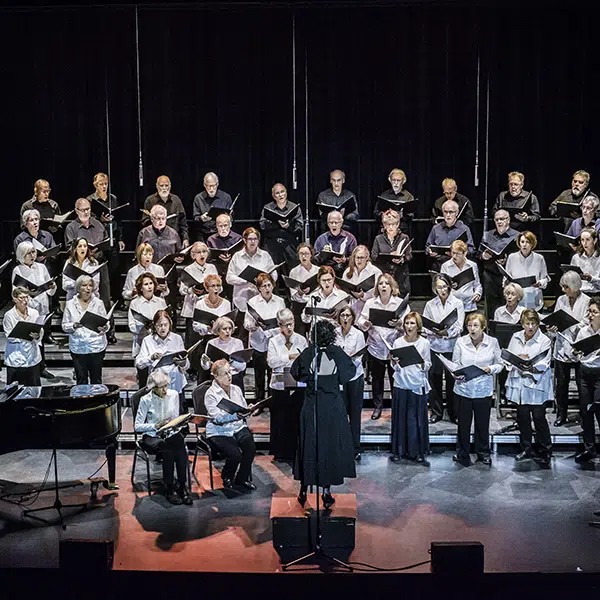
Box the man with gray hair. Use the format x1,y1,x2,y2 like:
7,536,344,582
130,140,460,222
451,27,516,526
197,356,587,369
316,169,360,235
566,196,600,238
375,168,416,235
14,209,56,256
550,170,599,233
193,172,233,241
492,171,540,232
144,175,189,247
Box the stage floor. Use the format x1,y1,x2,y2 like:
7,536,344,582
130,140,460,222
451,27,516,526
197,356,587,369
1,448,600,573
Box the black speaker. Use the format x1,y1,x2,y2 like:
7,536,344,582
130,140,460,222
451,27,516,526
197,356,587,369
272,514,355,562
430,541,484,575
59,539,114,571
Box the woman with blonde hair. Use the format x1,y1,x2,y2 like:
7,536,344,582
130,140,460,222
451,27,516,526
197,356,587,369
123,242,169,301
340,245,382,316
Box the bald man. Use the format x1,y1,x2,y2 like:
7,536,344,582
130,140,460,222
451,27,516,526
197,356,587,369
144,175,189,247
316,169,359,234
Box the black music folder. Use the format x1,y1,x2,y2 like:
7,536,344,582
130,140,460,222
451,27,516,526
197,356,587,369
428,231,468,255
501,348,550,370
0,258,11,277
282,273,319,294
179,269,205,289
316,196,356,216
8,312,54,341
496,264,537,289
555,231,580,248
79,303,117,334
193,308,237,326
40,210,73,228
206,344,254,363
389,344,425,367
479,237,517,259
154,339,204,369
502,192,533,218
368,296,410,328
336,274,377,295
377,196,418,214
157,245,194,266
436,353,487,381
238,262,284,284
429,267,475,290
304,296,351,318
570,334,600,356
12,274,58,298
63,261,106,281
36,244,62,259
317,249,346,262
263,203,300,224
207,195,239,221
488,321,521,349
129,308,153,327
85,238,111,254
217,396,268,416
209,239,244,258
246,304,279,330
541,309,579,332
554,201,581,218
155,265,175,286
421,308,458,332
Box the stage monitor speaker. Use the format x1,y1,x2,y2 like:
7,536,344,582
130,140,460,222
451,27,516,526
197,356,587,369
430,541,484,575
271,494,356,563
59,539,114,571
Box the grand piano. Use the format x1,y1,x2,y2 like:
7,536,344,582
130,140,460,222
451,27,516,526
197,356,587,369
0,383,121,486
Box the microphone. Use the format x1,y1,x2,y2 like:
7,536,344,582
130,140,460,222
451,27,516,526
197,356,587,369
312,296,321,305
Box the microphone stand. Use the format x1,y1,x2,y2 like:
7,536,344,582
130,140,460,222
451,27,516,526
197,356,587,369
282,297,352,571
23,409,89,529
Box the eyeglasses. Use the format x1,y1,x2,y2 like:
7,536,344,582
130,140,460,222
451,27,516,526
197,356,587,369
573,179,586,184
246,237,259,242
76,207,91,213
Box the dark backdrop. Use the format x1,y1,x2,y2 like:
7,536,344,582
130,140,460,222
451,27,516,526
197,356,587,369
1,3,598,249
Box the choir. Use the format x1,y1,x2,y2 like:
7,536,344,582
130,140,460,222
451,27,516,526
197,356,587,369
6,168,600,504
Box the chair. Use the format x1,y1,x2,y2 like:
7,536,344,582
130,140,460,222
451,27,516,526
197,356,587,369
192,381,216,490
130,387,192,495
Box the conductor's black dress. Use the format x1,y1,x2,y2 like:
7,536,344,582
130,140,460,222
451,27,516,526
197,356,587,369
291,344,357,486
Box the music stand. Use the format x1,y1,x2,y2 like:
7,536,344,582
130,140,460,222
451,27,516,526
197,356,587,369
23,408,89,529
282,296,352,572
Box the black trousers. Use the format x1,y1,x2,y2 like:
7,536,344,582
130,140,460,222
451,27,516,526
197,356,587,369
209,427,256,483
137,367,149,389
578,366,600,453
455,394,492,459
554,360,582,418
516,404,552,454
105,246,122,304
253,350,271,402
343,375,364,453
6,363,41,386
482,270,503,319
72,351,105,385
428,351,456,420
184,318,202,374
140,432,188,487
369,354,393,409
270,387,305,460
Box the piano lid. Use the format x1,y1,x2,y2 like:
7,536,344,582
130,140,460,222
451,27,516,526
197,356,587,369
13,384,119,400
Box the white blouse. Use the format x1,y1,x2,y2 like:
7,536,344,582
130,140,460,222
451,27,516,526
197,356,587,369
226,248,277,311
391,335,431,394
267,332,309,390
128,294,167,357
505,329,553,405
135,332,189,393
134,388,181,438
204,382,248,438
336,325,367,381
504,251,549,311
422,293,465,354
551,293,590,363
440,259,483,312
62,296,108,354
192,296,232,336
178,262,218,318
2,305,42,368
574,324,600,369
451,333,503,399
123,263,168,301
62,259,101,301
204,337,246,375
288,263,320,303
340,262,383,316
244,294,286,353
493,305,525,324
358,295,408,361
301,287,349,325
12,263,56,316
570,253,600,294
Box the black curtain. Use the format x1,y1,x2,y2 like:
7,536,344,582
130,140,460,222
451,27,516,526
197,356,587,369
1,3,598,253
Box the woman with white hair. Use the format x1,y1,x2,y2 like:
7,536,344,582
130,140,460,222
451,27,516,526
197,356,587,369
201,316,246,391
2,287,43,385
134,370,193,505
547,271,590,427
12,241,56,350
493,283,525,324
62,275,108,385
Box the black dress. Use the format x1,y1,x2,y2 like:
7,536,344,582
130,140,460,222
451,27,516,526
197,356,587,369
291,344,357,486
